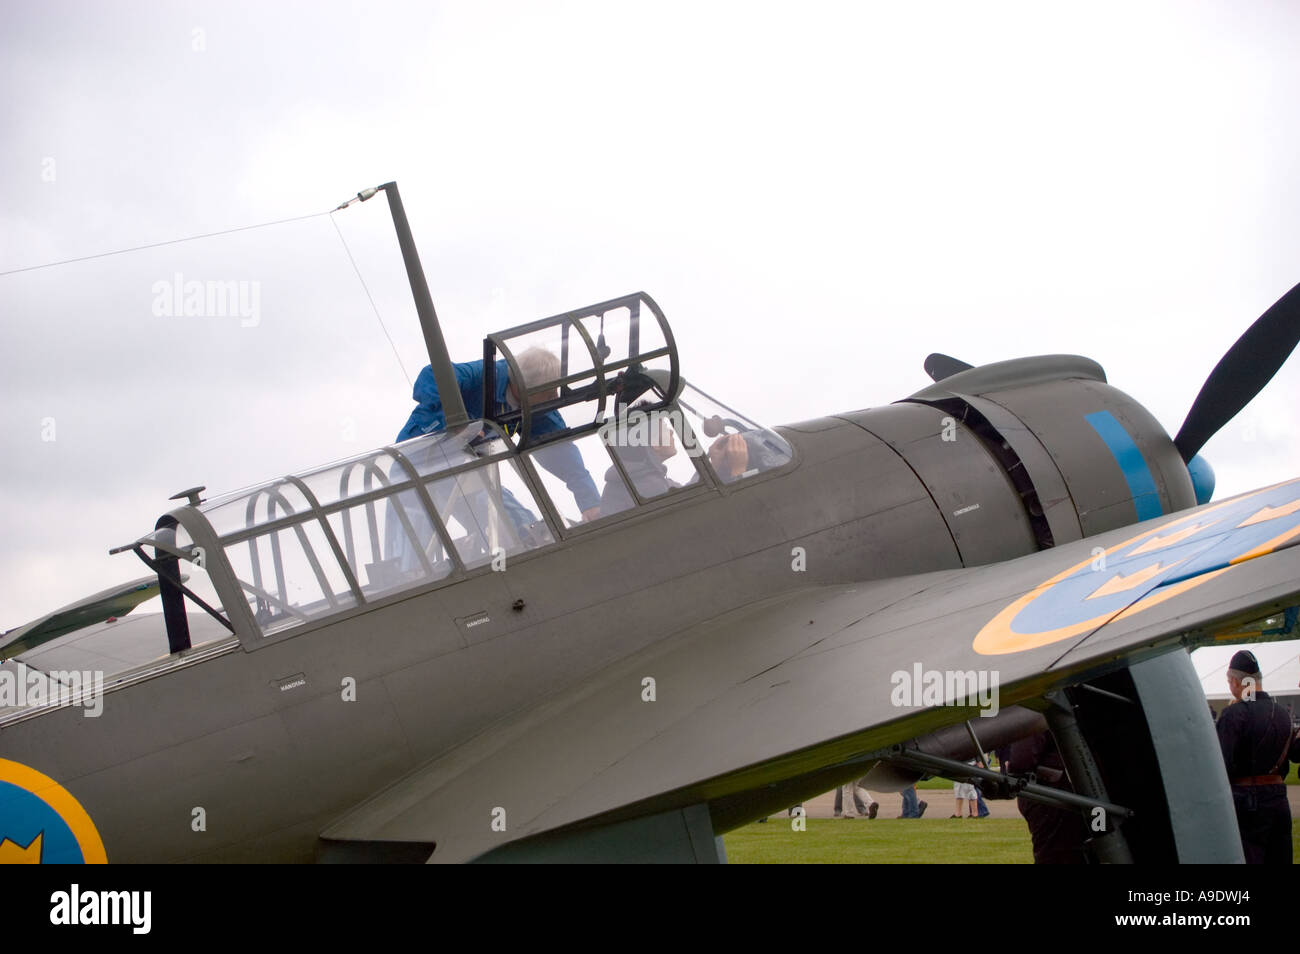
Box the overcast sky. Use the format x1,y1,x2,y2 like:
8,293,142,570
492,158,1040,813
3,0,1300,690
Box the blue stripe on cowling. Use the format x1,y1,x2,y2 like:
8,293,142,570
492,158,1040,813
1084,410,1163,521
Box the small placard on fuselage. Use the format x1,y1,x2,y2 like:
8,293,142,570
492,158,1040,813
274,672,308,693
456,611,492,639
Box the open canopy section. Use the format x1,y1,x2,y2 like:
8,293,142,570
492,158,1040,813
483,292,679,450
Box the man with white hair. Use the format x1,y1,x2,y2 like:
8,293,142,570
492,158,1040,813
1215,649,1299,864
396,348,601,521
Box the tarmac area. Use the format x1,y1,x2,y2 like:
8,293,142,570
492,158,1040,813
787,786,1300,820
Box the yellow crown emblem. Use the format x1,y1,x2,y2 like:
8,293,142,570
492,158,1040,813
0,831,44,863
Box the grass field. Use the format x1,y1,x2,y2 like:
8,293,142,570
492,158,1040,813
721,818,1300,863
723,818,1032,863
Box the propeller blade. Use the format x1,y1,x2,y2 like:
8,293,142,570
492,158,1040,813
1174,281,1300,463
924,353,974,383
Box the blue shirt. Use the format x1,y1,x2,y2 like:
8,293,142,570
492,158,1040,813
396,359,600,514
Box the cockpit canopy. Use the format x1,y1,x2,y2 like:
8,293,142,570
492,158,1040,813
163,375,791,641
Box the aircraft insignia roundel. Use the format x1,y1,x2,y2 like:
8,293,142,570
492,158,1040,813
974,478,1300,656
0,758,107,863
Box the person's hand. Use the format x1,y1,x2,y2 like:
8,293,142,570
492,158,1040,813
708,434,748,480
581,506,601,522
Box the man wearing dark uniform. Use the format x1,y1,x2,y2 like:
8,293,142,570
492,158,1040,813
1005,730,1088,863
1215,650,1299,864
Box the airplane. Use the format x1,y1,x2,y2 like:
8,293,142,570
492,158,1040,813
2,181,1299,864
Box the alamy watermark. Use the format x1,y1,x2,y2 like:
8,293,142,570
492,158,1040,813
890,663,1000,717
0,662,104,717
151,272,261,327
597,407,704,457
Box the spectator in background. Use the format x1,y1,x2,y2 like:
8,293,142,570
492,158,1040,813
1216,649,1298,863
975,753,992,818
835,778,879,819
951,779,978,818
899,784,928,818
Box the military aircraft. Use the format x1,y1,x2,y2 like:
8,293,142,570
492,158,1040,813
3,181,1299,864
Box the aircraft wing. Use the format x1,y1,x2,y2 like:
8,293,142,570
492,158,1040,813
322,477,1300,862
0,575,170,660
